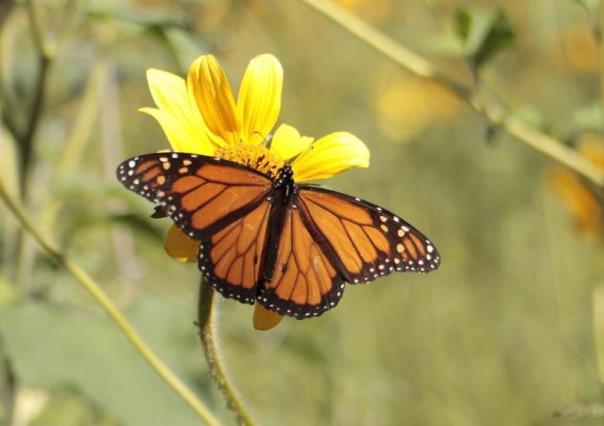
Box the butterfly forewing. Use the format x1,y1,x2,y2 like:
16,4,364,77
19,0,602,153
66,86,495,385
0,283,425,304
116,153,272,239
296,186,440,284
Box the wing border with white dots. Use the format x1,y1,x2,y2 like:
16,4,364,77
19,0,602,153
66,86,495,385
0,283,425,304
116,152,273,240
296,185,441,284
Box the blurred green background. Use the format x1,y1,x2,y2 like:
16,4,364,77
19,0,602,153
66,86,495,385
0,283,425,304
2,0,604,425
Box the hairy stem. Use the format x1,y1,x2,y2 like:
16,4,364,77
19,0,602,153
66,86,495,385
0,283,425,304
198,279,256,426
297,0,604,187
0,178,220,426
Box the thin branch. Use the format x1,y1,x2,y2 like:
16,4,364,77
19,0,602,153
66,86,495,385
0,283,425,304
12,51,49,283
18,53,49,194
0,4,24,148
0,178,221,426
24,0,49,57
18,0,55,194
198,279,256,426
297,0,604,187
13,0,54,287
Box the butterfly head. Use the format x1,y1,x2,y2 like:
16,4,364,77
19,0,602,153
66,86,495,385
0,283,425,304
273,165,295,202
274,165,293,186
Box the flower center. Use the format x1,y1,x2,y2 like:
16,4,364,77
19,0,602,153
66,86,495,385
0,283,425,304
215,144,284,178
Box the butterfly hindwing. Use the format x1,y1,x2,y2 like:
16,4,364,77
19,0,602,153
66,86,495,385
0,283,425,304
198,200,271,304
256,207,345,319
116,153,272,239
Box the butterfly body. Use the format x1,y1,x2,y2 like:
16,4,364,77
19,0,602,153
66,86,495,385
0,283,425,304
262,165,295,283
117,153,440,319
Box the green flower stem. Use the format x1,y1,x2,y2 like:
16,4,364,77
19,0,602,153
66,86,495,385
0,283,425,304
0,179,221,426
198,279,256,426
298,0,604,187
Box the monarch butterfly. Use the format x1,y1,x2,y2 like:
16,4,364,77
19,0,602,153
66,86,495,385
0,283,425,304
117,153,440,319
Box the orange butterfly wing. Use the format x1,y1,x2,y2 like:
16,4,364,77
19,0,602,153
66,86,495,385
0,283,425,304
198,200,271,303
118,153,274,301
256,186,440,318
297,187,440,282
116,153,272,239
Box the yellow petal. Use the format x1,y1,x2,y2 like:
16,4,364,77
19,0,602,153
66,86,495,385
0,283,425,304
164,225,199,263
270,124,314,162
237,54,283,145
187,55,240,145
140,108,209,154
253,304,284,331
291,132,370,182
144,69,214,154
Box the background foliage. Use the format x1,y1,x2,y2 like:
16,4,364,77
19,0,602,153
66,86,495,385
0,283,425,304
2,0,604,425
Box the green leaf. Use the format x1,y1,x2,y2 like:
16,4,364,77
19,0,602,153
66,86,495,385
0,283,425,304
454,8,515,69
0,300,215,425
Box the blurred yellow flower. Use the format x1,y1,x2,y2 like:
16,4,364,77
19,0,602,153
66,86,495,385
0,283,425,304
551,134,604,240
142,53,370,330
558,25,599,74
335,0,393,21
374,73,461,143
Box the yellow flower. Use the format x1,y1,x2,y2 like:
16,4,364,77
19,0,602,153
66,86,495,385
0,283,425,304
373,72,460,143
551,134,604,240
557,25,599,74
142,54,370,330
